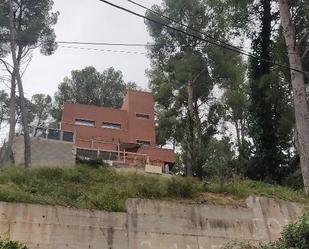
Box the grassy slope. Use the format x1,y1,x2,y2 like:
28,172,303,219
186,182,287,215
207,180,309,208
0,165,203,211
0,165,307,212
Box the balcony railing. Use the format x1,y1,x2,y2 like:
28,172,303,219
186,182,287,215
28,126,75,143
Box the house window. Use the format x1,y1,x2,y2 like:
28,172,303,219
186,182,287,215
100,151,118,161
63,131,74,142
137,140,151,146
136,113,150,119
102,122,121,130
75,119,95,127
76,148,97,159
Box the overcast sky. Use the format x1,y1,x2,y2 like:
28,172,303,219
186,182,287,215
21,0,161,98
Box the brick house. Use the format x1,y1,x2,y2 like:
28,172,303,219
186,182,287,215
61,90,175,170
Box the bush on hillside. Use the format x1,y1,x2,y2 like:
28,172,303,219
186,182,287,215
262,212,309,249
223,212,309,249
0,240,28,249
223,242,257,249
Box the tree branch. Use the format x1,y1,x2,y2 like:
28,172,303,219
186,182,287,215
302,47,309,60
298,30,309,45
21,53,32,77
0,59,13,75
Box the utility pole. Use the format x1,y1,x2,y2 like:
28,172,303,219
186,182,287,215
8,0,31,167
279,0,309,194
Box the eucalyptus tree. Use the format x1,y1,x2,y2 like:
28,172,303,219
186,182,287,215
209,46,251,168
0,0,58,166
279,0,309,193
146,0,248,178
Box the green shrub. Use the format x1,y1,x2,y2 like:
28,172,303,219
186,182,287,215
262,212,309,249
167,177,203,198
223,241,257,249
0,240,28,249
223,213,309,249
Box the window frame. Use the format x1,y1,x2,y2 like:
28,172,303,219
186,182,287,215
75,118,95,127
136,113,150,120
102,122,122,130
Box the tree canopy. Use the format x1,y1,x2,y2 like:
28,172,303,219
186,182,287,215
0,0,59,56
51,66,139,122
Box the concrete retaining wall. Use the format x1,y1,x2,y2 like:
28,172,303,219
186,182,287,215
13,136,75,166
0,197,304,249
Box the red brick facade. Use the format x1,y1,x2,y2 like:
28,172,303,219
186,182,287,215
61,90,175,167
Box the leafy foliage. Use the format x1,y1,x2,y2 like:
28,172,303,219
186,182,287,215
0,90,9,127
0,240,28,249
223,213,309,249
203,137,236,181
0,0,59,55
244,0,295,183
0,0,59,56
146,0,248,178
51,66,138,122
30,94,52,128
262,213,309,249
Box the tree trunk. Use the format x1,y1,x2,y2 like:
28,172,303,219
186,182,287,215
279,0,309,194
8,0,31,167
194,99,203,179
7,74,16,164
186,80,194,177
234,119,241,153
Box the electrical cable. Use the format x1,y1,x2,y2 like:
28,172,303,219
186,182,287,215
126,0,302,56
126,0,249,54
0,38,301,55
98,0,308,75
58,45,146,55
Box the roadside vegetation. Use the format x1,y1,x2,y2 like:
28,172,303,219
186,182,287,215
0,164,203,212
207,180,308,206
0,240,28,249
0,164,307,212
224,212,309,249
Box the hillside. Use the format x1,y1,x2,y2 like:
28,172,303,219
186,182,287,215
0,165,307,212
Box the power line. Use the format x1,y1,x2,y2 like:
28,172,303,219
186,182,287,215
59,45,146,55
57,41,154,47
126,0,303,57
126,0,250,54
0,37,300,56
98,0,308,75
0,38,154,48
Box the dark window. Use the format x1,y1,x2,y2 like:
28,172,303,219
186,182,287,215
99,151,118,161
136,140,151,146
76,148,97,159
47,129,61,140
102,122,121,129
75,119,95,127
63,131,74,142
136,113,150,119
